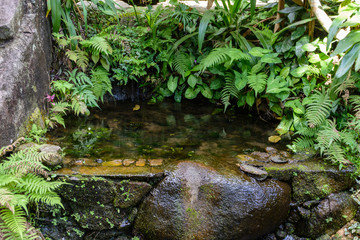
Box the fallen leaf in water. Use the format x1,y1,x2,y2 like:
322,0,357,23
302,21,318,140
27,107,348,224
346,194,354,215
133,105,140,111
268,135,281,143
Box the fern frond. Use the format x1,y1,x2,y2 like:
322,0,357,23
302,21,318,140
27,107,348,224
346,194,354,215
65,50,89,71
247,73,267,96
323,142,346,165
199,48,250,72
171,52,192,77
340,130,360,152
90,67,112,101
70,98,88,116
0,207,26,240
317,120,341,155
295,126,319,137
67,70,93,87
349,95,360,113
221,72,243,111
80,36,113,55
0,188,15,213
305,90,332,128
27,191,63,208
332,77,355,95
292,136,315,151
19,174,63,196
51,102,70,114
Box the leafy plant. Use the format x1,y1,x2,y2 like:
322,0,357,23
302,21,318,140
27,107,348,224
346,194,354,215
0,148,64,239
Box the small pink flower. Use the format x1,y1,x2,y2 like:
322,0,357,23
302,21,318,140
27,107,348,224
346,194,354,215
45,94,55,102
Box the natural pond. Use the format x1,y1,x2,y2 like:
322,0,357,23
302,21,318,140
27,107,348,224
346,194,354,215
48,100,289,176
40,100,358,240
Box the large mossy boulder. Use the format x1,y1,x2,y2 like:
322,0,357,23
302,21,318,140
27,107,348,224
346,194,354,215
134,161,291,240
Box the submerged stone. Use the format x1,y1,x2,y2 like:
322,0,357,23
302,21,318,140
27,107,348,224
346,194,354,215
102,159,123,167
236,154,255,162
134,161,290,240
239,163,268,181
269,155,288,164
135,159,146,167
123,159,135,166
148,159,163,166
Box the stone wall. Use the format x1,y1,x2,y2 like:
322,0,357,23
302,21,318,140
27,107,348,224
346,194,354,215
0,0,51,147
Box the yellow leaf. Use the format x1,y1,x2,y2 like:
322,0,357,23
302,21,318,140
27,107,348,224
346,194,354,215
133,105,140,111
268,135,281,143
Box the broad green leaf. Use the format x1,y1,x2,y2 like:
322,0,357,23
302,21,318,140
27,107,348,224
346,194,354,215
80,0,88,33
251,62,264,74
210,79,222,90
284,99,305,114
261,53,282,64
167,76,178,93
269,102,283,116
249,47,272,57
92,53,99,64
275,37,293,53
276,117,293,135
201,85,213,99
327,17,345,50
331,30,360,56
295,36,310,57
279,6,303,13
246,91,255,107
302,43,317,52
234,70,247,91
187,75,198,88
100,58,110,71
198,11,214,52
291,26,306,40
291,66,310,78
355,48,360,71
50,0,62,33
308,54,321,63
174,90,182,103
280,67,290,78
335,43,360,79
185,87,200,99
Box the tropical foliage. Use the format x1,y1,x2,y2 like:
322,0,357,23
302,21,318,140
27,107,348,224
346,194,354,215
45,0,360,173
0,147,64,239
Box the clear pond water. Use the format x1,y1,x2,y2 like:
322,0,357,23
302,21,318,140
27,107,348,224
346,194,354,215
48,100,288,176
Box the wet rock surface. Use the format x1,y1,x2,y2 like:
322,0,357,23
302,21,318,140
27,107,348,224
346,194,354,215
134,161,291,240
0,0,51,147
37,176,160,239
263,159,355,202
295,192,358,238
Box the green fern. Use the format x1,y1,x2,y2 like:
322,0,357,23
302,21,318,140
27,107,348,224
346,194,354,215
0,148,64,240
247,73,267,96
80,36,113,55
171,52,192,77
65,50,89,71
305,90,332,128
199,47,250,72
292,136,315,151
91,67,112,101
0,207,27,240
316,120,341,155
221,71,243,111
323,142,346,165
